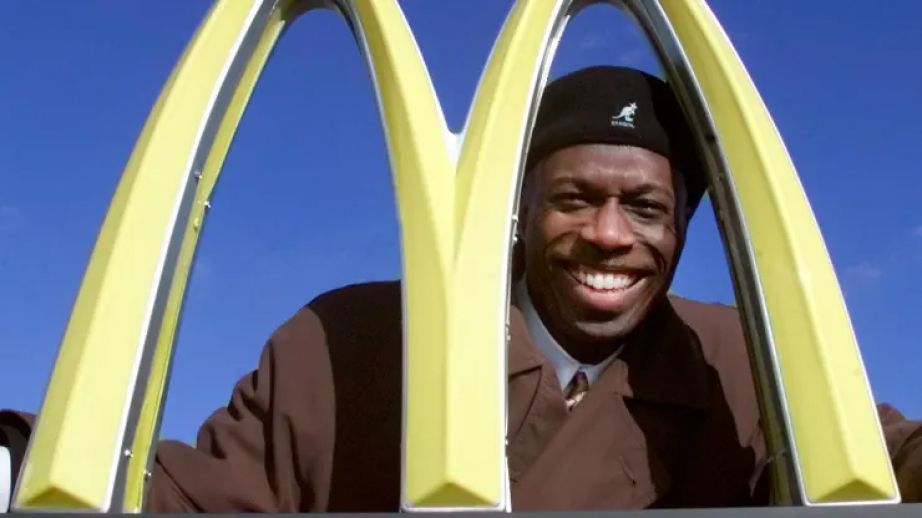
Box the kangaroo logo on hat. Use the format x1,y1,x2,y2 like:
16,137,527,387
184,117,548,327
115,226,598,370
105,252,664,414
611,102,638,128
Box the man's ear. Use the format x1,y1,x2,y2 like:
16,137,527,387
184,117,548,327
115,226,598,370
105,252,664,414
512,166,538,282
517,163,542,239
512,188,528,282
516,203,528,241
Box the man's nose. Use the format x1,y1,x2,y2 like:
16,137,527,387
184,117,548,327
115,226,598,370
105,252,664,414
579,199,636,250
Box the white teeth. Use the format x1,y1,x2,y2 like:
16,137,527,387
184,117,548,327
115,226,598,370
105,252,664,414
603,275,615,290
573,268,637,291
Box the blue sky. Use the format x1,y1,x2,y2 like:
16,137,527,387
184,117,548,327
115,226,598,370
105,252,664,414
0,1,920,444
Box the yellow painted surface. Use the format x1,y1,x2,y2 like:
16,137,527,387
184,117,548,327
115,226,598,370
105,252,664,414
123,1,295,511
355,1,561,508
14,0,267,511
16,0,898,512
661,0,897,504
349,0,566,507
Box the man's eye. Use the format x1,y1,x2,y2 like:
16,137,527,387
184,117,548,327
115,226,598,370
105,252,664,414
630,200,668,218
551,193,589,210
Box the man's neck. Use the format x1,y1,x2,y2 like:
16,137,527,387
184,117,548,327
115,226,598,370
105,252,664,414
521,276,627,364
513,279,621,388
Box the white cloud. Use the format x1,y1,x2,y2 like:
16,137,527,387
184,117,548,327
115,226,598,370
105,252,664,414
846,262,883,283
0,204,25,234
579,31,605,50
617,46,646,66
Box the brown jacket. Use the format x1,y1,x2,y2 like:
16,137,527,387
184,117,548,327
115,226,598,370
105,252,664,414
2,281,921,511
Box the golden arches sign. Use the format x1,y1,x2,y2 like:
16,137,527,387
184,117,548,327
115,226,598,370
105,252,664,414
11,0,898,513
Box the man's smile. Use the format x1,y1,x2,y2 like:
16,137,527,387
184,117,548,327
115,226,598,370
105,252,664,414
562,264,650,313
521,144,680,352
570,265,641,290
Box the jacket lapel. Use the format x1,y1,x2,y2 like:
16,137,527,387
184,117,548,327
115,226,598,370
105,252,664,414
511,368,669,509
507,299,712,510
506,307,567,482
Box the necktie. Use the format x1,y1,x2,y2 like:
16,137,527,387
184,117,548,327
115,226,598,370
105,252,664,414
564,370,590,411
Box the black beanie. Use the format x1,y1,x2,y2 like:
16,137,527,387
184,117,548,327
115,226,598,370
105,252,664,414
526,66,706,215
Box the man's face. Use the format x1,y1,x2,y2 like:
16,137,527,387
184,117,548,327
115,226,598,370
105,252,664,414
521,143,682,357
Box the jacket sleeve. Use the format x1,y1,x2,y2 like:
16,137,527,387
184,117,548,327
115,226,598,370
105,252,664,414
0,410,33,511
0,306,335,513
146,307,336,512
877,403,922,502
741,405,922,505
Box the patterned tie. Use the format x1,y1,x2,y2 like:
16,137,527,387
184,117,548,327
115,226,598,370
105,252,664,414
564,370,590,411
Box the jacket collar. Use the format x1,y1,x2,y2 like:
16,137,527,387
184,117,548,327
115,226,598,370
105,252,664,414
595,297,710,410
512,279,621,388
509,294,710,410
508,306,546,376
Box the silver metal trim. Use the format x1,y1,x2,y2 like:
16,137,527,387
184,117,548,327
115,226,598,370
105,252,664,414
11,506,917,517
337,0,574,511
15,0,897,512
107,0,279,512
495,2,577,513
333,0,437,513
12,1,280,512
334,0,451,512
0,446,10,513
627,0,898,507
396,0,574,512
615,0,807,504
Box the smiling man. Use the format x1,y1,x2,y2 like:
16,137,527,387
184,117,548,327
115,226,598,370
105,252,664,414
521,144,679,361
504,66,922,508
513,66,701,375
2,66,920,512
518,67,699,366
503,67,773,507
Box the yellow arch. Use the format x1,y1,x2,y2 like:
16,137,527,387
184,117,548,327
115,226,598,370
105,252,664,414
12,0,897,512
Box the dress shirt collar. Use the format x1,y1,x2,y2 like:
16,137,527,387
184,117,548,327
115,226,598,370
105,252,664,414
513,279,622,390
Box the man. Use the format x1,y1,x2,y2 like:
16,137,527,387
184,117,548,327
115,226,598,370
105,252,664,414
1,66,920,511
